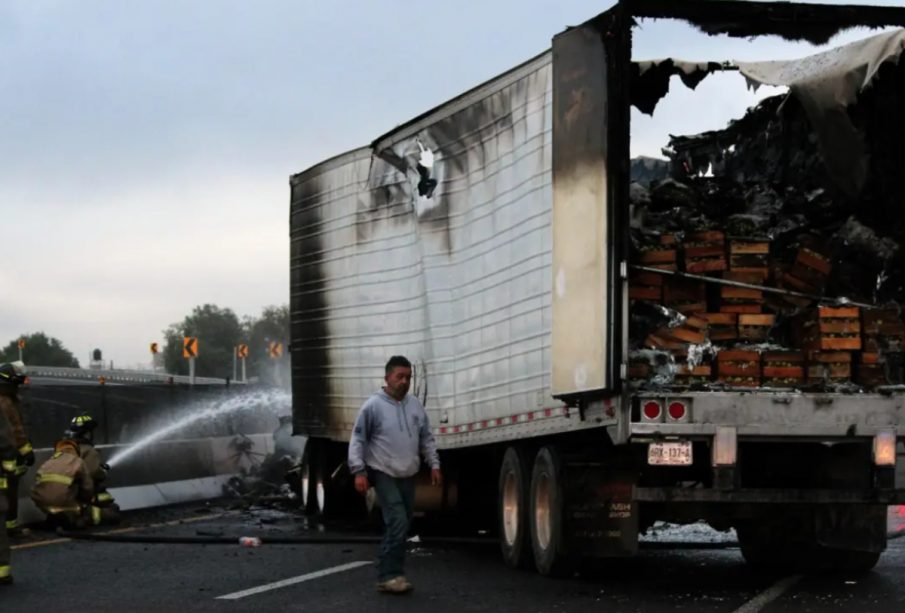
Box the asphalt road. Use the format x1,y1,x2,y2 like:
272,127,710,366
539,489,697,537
4,504,905,612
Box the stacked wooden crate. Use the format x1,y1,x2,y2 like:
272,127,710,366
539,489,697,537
663,279,707,315
630,232,905,389
715,350,761,387
728,240,770,280
807,352,852,385
637,234,678,271
762,351,806,388
778,246,832,307
857,308,905,386
795,306,862,351
629,270,664,302
683,231,727,273
699,312,737,342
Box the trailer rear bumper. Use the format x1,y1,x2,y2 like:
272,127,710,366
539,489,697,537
633,486,905,504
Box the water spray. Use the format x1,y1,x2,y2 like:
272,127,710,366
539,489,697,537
106,388,291,468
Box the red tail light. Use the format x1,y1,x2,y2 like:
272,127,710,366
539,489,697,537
667,401,687,421
642,401,661,420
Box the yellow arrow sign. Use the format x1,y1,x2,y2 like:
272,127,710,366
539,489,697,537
183,337,198,359
237,344,249,358
150,342,159,354
269,341,283,359
17,339,25,349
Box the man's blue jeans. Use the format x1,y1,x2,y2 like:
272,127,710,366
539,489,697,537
371,470,415,582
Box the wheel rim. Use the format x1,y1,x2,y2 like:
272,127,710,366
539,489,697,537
502,469,520,547
316,478,326,513
301,461,310,505
534,471,552,551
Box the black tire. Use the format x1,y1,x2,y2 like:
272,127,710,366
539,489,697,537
736,523,792,571
738,509,884,575
498,446,532,569
529,445,574,577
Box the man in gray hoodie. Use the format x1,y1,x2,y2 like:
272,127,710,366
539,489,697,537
348,355,441,594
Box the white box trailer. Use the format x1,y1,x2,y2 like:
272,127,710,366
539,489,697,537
291,0,905,575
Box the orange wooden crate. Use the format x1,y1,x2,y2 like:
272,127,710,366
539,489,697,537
716,350,761,386
806,351,852,382
699,312,738,341
738,313,775,342
729,241,770,277
684,231,727,273
762,351,805,387
674,362,712,385
797,307,862,351
664,279,707,314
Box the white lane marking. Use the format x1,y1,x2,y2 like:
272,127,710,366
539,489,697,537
733,575,802,613
215,561,372,600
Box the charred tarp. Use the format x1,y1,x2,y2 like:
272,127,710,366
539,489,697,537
625,0,905,45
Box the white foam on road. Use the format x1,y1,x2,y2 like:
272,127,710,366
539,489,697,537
639,520,737,543
215,561,372,600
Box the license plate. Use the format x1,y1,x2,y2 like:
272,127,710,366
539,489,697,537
648,441,693,466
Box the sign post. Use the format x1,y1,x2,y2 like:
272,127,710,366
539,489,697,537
183,337,198,384
17,338,25,362
150,342,159,372
237,344,249,383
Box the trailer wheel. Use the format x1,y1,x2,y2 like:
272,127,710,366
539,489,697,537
499,446,532,568
300,444,318,516
529,445,574,577
310,440,340,519
736,524,790,571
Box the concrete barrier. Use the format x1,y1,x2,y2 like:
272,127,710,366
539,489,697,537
12,382,297,524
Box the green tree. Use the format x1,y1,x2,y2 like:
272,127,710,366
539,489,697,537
0,332,80,367
242,304,289,384
162,304,242,378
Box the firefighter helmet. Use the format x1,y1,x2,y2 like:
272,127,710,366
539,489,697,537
0,361,26,385
69,413,98,437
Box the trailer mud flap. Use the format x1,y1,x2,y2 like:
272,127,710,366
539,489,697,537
564,465,638,557
814,504,887,552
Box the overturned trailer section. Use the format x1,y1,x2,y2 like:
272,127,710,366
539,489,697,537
291,0,905,575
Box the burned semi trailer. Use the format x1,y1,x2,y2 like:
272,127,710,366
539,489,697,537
290,0,905,575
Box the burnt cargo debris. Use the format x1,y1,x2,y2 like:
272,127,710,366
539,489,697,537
629,30,905,392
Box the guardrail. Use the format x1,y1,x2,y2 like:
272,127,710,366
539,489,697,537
25,365,240,386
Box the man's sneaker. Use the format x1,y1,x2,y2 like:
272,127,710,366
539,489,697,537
377,576,413,594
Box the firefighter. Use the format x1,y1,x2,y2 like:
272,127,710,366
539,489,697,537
0,362,35,537
30,438,94,530
66,413,120,525
0,385,17,585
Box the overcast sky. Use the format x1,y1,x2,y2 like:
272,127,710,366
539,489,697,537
1,1,900,369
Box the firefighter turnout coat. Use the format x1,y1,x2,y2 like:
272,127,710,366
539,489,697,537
30,448,94,515
0,398,17,581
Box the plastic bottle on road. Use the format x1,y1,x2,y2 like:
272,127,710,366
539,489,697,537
239,536,262,547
